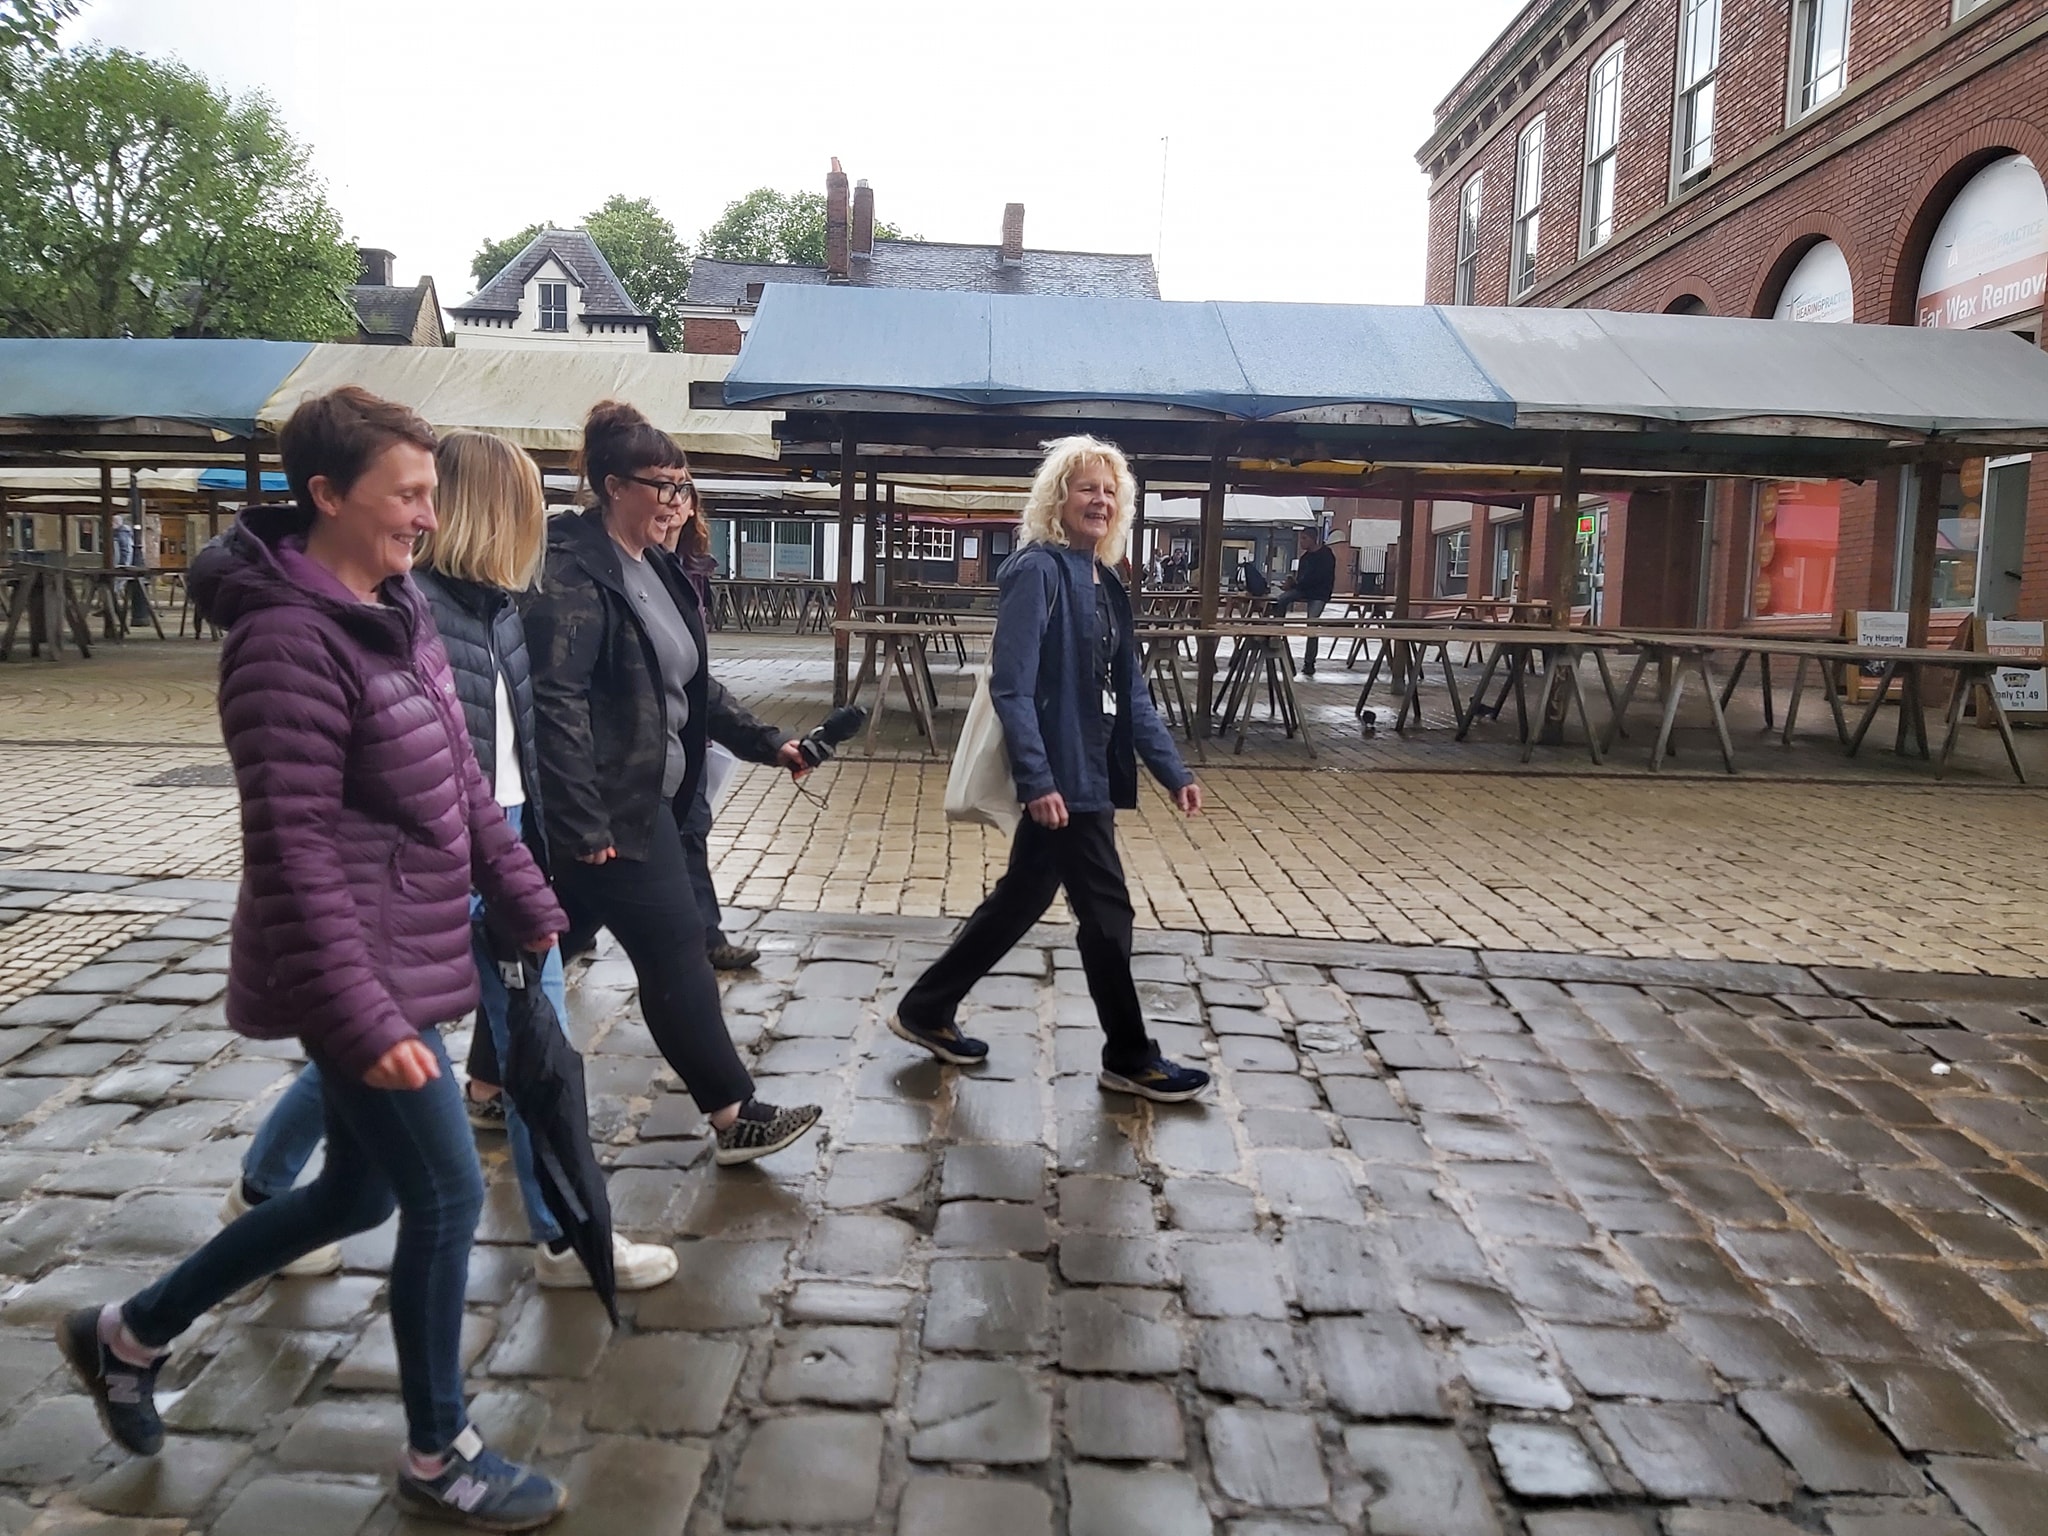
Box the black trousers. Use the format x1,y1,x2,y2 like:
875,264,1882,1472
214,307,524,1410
902,810,1155,1073
553,802,754,1113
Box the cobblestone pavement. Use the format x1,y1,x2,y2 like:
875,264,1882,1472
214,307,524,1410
0,872,2045,1533
8,643,2048,975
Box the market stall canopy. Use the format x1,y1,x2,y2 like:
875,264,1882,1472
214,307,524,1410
0,340,781,463
1145,493,1320,526
716,287,2048,476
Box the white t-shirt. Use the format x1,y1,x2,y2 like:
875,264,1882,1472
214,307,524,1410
493,673,525,808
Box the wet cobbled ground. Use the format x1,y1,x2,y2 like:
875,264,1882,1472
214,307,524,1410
0,868,2043,1534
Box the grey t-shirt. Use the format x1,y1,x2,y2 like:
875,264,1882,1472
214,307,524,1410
616,549,699,798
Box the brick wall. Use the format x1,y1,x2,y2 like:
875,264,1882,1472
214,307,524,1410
684,318,743,355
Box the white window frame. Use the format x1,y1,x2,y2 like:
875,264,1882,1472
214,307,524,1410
1581,44,1626,253
1512,115,1546,298
1455,173,1484,304
893,523,957,562
1952,0,1995,18
1673,0,1720,186
1437,528,1471,592
537,281,569,331
1789,0,1851,122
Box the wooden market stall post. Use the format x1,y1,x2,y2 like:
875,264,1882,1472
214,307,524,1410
1539,448,1582,744
1194,453,1226,732
1131,474,1147,600
1392,489,1418,686
833,434,856,705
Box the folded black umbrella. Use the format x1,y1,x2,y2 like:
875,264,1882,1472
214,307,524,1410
475,920,618,1323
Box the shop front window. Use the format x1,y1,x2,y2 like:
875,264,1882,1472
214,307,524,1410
1749,480,1841,618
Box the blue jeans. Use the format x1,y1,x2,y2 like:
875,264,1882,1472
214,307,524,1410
243,806,569,1246
127,1029,481,1454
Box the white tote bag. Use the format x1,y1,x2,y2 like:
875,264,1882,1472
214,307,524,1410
945,665,1022,837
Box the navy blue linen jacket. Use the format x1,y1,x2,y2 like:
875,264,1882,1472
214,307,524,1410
990,542,1194,813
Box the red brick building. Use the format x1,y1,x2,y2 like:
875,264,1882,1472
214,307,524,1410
1417,0,2048,632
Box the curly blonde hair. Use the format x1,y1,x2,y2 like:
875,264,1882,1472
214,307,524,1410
1017,435,1135,566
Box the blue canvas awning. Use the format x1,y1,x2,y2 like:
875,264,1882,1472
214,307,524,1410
722,286,2048,450
0,339,314,437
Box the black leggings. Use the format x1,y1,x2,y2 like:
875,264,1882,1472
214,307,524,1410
553,802,754,1112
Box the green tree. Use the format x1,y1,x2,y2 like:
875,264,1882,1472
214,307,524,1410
697,187,910,267
0,0,77,63
0,46,357,339
468,196,691,347
584,194,691,348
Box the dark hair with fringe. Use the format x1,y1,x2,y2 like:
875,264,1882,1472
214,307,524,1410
579,399,688,507
279,386,437,511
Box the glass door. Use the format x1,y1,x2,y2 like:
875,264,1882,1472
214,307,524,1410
1976,456,2032,619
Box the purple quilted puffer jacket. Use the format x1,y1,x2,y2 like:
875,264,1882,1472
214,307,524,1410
191,506,567,1080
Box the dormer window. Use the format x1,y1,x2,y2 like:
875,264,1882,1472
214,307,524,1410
538,282,569,331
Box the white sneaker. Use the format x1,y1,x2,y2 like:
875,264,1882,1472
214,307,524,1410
534,1235,679,1292
218,1183,344,1277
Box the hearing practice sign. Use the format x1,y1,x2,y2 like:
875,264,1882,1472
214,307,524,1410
1917,155,2048,329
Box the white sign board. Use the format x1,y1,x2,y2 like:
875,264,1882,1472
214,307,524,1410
1855,610,1909,678
1775,240,1855,324
1985,618,2046,714
1917,154,2048,329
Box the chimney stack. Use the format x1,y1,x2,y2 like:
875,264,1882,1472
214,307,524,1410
851,180,875,257
1000,203,1025,264
357,246,395,286
825,159,851,280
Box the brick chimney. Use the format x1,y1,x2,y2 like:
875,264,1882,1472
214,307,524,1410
851,180,875,257
357,247,395,285
826,159,851,280
1000,203,1025,264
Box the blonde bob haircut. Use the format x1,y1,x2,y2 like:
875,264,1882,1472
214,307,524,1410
1017,435,1136,566
417,430,548,591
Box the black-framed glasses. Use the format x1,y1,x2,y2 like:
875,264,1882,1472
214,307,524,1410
624,474,696,506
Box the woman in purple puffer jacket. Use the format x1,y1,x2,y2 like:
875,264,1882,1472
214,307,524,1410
56,388,571,1534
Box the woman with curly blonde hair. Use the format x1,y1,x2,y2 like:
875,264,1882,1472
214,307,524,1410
891,435,1208,1102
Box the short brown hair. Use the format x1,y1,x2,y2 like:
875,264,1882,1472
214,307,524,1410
279,386,437,510
579,399,688,507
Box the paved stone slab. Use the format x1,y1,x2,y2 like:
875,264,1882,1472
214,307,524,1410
550,1434,710,1536
1064,1377,1186,1462
209,1475,382,1536
899,1477,1055,1536
1061,1287,1183,1375
727,1412,884,1527
586,1333,745,1434
1205,1405,1329,1509
1589,1402,1796,1503
1455,1342,1574,1409
1736,1389,1921,1495
1547,1325,1717,1401
1487,1421,1610,1499
80,1434,249,1515
1843,1360,2015,1455
763,1323,901,1405
632,1240,787,1330
1343,1425,1504,1536
486,1288,612,1378
924,1257,1049,1353
273,1398,409,1473
934,1199,1050,1256
1179,1237,1290,1318
1311,1313,1448,1419
800,1213,915,1278
163,1327,342,1432
940,1143,1045,1202
0,1394,108,1484
908,1359,1052,1464
1065,1465,1215,1536
1927,1457,2048,1536
329,1311,493,1391
1195,1319,1307,1405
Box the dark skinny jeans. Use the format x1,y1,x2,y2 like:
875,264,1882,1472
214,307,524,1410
123,1028,481,1454
553,800,754,1112
901,810,1156,1073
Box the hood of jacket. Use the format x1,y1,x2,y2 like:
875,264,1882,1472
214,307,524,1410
189,503,421,654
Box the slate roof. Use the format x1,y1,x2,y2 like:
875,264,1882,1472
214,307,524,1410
346,279,443,345
452,228,649,321
685,239,1160,307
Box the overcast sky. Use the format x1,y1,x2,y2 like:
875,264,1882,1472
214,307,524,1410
67,0,1526,307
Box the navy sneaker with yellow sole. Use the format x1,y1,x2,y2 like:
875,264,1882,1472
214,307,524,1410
1099,1056,1212,1104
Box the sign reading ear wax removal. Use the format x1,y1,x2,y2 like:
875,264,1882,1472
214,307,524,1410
1917,155,2048,329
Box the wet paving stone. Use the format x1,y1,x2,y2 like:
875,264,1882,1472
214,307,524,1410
939,1143,1045,1202
899,1476,1055,1536
1486,1420,1610,1499
1179,1236,1291,1318
210,1475,382,1536
586,1333,745,1434
934,1199,1050,1256
550,1435,709,1536
763,1324,901,1406
1456,1341,1574,1409
1066,1464,1214,1536
631,1239,787,1330
1059,1231,1176,1287
1205,1405,1329,1509
1060,1288,1183,1375
1343,1425,1504,1536
1588,1401,1797,1503
0,1394,108,1484
1926,1456,2048,1536
1312,1313,1448,1418
163,1326,342,1432
1736,1388,1922,1494
727,1412,884,1528
924,1258,1048,1353
908,1358,1052,1463
1196,1318,1307,1404
1842,1359,2016,1455
1547,1324,1718,1401
80,1434,249,1515
273,1398,409,1473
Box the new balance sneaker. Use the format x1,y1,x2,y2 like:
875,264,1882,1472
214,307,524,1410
1099,1056,1213,1104
534,1234,679,1292
887,1011,990,1067
219,1180,343,1277
707,940,761,971
465,1087,509,1132
713,1098,823,1166
394,1424,566,1532
56,1306,165,1456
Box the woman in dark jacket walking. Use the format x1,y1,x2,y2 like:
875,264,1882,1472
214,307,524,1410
523,400,820,1165
58,389,570,1531
229,429,677,1295
892,435,1210,1103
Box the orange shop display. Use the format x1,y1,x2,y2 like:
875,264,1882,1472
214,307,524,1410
1751,481,1841,618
